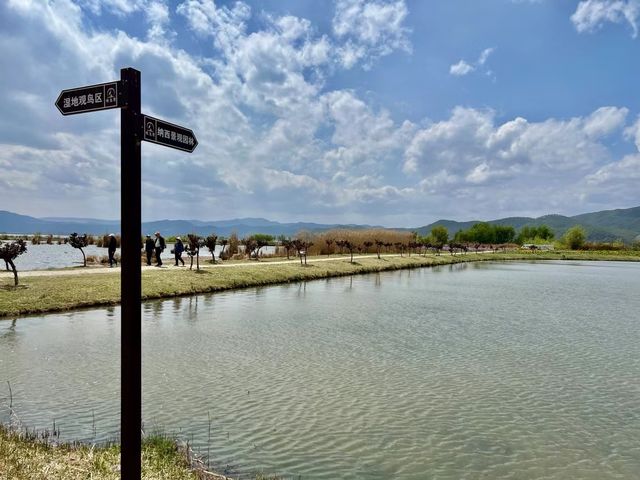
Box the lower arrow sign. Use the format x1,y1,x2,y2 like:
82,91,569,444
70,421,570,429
141,115,198,153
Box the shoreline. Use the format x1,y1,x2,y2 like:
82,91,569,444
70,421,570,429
1,251,639,318
0,424,239,480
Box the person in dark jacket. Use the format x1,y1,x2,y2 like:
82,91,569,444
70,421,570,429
108,234,118,267
154,231,165,267
144,234,154,266
174,236,185,266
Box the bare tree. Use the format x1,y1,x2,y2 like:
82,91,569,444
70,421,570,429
205,234,217,263
325,238,334,256
342,240,356,263
186,234,202,270
282,239,294,260
252,234,274,259
375,240,384,259
69,233,89,267
363,241,373,255
241,237,258,260
292,239,313,265
0,240,27,286
218,237,228,260
394,242,405,257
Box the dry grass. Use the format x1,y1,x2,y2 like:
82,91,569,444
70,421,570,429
0,426,211,480
302,228,415,255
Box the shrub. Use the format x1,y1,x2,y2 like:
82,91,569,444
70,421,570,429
562,225,586,250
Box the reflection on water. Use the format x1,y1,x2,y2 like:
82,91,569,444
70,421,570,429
1,261,640,479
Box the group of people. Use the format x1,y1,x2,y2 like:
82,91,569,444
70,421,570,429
107,231,188,268
143,231,184,267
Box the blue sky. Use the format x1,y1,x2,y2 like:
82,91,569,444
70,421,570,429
1,0,639,226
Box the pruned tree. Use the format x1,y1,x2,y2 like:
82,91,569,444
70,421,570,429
0,240,27,286
342,240,356,263
241,237,258,259
186,234,202,270
394,242,405,257
292,239,313,265
374,240,384,259
448,242,468,255
407,241,421,257
281,238,294,260
205,234,217,263
69,232,89,267
363,241,373,255
252,234,274,259
218,237,228,260
325,238,334,255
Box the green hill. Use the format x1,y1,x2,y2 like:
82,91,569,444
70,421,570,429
416,206,640,243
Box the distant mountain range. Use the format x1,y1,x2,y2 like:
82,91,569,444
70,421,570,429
1,206,639,242
0,210,380,238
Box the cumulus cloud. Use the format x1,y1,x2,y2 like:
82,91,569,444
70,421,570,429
449,47,495,77
571,0,640,37
177,0,251,51
0,0,420,222
0,0,637,224
332,0,411,69
403,106,630,214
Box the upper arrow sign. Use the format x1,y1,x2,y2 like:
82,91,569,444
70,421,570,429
55,81,122,115
141,115,198,153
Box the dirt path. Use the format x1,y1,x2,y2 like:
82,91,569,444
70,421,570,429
0,253,456,278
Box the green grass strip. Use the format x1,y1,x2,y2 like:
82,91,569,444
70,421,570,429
1,251,639,318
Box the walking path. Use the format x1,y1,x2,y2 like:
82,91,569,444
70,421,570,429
2,253,458,278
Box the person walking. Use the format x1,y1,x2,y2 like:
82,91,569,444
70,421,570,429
174,236,185,266
108,234,118,267
144,234,154,266
154,231,165,267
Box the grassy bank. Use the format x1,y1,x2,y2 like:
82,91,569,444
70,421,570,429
0,425,226,480
1,251,639,317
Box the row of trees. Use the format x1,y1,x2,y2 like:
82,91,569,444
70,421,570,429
0,223,629,286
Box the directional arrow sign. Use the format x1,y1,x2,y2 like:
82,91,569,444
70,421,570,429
55,81,121,115
141,114,198,153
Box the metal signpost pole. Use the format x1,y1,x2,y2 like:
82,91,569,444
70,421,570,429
56,66,196,480
120,67,142,480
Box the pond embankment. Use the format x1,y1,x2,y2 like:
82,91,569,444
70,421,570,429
1,251,639,317
0,425,235,480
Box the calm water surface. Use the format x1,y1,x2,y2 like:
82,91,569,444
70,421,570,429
0,261,639,479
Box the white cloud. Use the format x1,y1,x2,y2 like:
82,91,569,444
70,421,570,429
586,153,640,184
404,106,629,206
449,47,495,77
332,0,411,69
583,106,629,137
571,0,640,37
177,0,251,52
449,60,475,76
623,115,640,149
0,0,637,224
478,47,494,65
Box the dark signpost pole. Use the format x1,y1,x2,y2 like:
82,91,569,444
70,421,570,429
57,67,197,480
120,67,142,480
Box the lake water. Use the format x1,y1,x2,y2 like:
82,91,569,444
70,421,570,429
6,243,276,270
0,261,639,479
